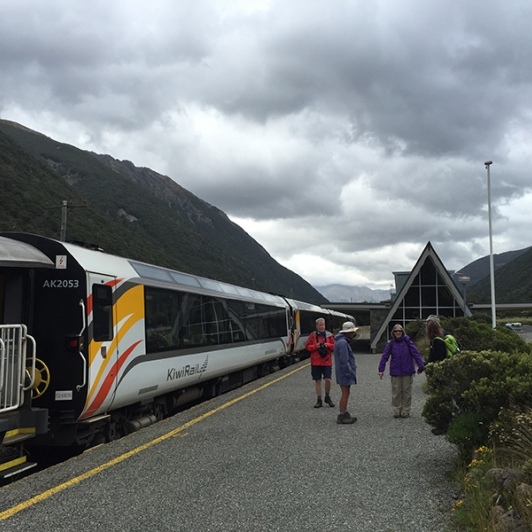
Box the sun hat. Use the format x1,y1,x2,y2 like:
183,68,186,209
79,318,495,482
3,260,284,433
340,321,358,333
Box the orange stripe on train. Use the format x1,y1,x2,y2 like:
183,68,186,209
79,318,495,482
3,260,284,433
82,340,142,418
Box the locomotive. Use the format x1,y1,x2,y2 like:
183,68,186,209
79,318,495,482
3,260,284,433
0,232,352,478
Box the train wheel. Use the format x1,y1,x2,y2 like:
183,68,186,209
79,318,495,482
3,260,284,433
27,358,51,398
154,401,167,422
107,414,125,442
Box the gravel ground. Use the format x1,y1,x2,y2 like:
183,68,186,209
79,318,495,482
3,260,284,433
0,352,457,531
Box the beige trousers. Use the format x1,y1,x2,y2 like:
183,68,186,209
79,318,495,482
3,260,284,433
391,375,413,416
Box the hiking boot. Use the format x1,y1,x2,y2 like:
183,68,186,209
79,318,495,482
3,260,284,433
344,411,358,422
337,412,357,424
314,398,323,408
324,396,335,407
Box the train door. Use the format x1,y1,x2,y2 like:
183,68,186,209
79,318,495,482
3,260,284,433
1,270,25,325
286,308,300,354
83,273,117,417
0,236,54,328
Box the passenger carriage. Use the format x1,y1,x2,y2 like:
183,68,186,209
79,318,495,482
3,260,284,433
0,232,352,470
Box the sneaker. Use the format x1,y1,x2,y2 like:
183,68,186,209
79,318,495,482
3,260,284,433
337,412,357,424
314,398,323,408
394,414,401,418
401,413,410,418
324,396,335,407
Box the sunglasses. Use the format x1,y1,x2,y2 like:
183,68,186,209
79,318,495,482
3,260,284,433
393,330,403,334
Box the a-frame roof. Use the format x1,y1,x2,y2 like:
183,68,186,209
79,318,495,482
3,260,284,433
370,241,471,352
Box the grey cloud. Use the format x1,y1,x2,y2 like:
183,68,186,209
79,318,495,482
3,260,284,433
1,0,532,287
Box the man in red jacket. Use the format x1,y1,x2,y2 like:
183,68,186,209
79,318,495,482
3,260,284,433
306,317,335,408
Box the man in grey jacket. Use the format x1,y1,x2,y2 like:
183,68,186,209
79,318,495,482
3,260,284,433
333,321,358,425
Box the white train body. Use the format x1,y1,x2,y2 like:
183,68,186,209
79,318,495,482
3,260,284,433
0,232,352,448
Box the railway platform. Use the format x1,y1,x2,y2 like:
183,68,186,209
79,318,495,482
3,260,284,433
0,352,456,531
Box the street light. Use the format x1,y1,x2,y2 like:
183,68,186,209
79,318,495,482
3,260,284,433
455,273,470,316
484,160,496,329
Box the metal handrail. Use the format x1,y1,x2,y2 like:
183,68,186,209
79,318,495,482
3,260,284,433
79,298,87,336
0,325,26,412
22,334,37,391
0,337,5,394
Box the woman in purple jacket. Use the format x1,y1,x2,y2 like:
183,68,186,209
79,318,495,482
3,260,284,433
378,324,424,418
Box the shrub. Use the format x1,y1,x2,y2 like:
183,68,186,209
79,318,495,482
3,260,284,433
442,317,530,354
420,317,532,529
422,350,532,457
446,412,491,461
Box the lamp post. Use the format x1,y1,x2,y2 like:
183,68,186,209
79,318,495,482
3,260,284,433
457,274,470,316
484,160,496,329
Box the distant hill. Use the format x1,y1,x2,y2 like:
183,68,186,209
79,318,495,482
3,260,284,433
0,119,326,304
456,247,531,287
316,284,390,303
467,246,532,303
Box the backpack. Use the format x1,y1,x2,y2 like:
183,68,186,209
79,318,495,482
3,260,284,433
437,334,461,358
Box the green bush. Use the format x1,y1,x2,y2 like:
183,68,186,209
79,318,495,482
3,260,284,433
442,317,530,354
422,350,532,457
419,317,532,528
411,316,530,364
446,412,491,460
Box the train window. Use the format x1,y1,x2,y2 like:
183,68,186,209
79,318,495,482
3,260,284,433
211,299,239,344
144,288,244,351
299,312,328,335
144,286,287,351
145,288,180,352
130,262,173,283
92,284,113,341
197,278,222,291
169,271,201,287
217,283,241,297
178,295,209,347
236,287,253,298
227,301,287,340
178,295,245,347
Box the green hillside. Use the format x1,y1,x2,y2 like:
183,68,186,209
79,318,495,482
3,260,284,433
467,246,532,303
0,120,326,304
0,129,171,264
457,247,531,288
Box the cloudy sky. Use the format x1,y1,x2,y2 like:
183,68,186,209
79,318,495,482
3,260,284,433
2,1,532,290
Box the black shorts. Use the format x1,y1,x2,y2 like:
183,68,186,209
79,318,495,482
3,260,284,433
311,365,332,381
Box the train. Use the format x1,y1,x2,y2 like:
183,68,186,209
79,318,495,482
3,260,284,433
0,232,353,479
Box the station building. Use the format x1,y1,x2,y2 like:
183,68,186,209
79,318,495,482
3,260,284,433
324,242,471,352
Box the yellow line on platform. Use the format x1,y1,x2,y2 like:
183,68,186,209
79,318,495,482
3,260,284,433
0,363,308,521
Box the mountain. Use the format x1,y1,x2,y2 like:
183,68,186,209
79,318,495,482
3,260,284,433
466,246,532,303
0,119,326,304
315,284,391,303
3,118,532,305
456,247,531,287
